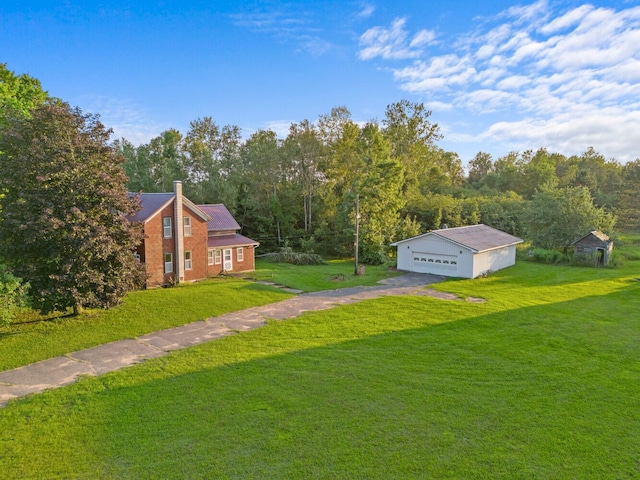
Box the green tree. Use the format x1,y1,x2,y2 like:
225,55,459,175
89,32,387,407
182,117,241,205
467,152,494,186
0,63,48,127
0,102,145,314
236,129,297,248
117,138,157,193
355,123,406,264
283,120,323,233
382,99,442,200
617,159,640,232
523,186,616,250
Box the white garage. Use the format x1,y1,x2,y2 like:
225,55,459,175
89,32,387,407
391,224,523,279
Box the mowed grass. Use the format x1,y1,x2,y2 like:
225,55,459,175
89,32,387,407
1,237,639,478
0,277,294,371
253,258,401,291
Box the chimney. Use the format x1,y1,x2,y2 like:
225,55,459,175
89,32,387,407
174,180,184,283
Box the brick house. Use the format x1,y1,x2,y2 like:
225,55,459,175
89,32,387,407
129,181,259,287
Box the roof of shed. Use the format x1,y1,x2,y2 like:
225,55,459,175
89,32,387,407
197,204,241,231
391,224,523,253
571,230,611,244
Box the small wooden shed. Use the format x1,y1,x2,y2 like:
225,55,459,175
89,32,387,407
571,231,613,266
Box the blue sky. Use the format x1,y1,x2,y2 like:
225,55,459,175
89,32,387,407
2,0,639,164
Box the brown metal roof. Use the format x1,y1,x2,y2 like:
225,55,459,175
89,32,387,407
198,204,241,232
207,234,259,248
128,193,174,223
392,224,523,252
128,193,210,223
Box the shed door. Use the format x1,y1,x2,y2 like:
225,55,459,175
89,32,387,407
411,251,458,275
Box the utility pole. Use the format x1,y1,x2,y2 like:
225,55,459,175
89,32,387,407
354,193,360,275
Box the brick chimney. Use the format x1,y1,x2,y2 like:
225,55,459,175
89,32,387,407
174,180,185,283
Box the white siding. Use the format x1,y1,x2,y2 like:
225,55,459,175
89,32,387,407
394,233,517,279
472,245,516,278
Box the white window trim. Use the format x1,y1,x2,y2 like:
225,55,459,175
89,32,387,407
236,247,244,262
183,216,192,236
214,249,222,265
164,252,173,273
163,217,172,238
185,251,192,270
208,249,215,266
223,249,232,262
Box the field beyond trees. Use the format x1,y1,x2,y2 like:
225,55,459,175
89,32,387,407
0,237,638,478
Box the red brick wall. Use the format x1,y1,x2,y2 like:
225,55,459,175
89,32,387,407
140,202,211,287
206,245,256,277
141,203,176,287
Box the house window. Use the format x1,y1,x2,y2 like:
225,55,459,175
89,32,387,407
237,247,244,262
214,249,222,265
208,249,215,266
183,216,192,236
163,217,172,238
223,249,232,263
185,251,192,270
164,252,173,273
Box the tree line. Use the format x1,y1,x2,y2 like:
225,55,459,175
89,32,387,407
118,106,640,261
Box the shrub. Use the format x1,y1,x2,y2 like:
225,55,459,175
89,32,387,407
526,248,570,265
260,247,326,265
0,264,30,326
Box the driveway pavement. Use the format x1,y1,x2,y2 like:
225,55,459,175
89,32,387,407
0,273,446,407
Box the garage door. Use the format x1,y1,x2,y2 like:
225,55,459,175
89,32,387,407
411,251,458,275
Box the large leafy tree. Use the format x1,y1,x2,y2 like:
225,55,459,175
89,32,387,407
523,186,616,250
0,102,145,314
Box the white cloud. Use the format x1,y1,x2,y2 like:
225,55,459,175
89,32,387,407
262,120,292,138
540,4,594,34
358,17,436,60
360,1,640,162
76,95,167,145
356,4,376,19
230,7,335,57
484,107,640,162
426,101,453,112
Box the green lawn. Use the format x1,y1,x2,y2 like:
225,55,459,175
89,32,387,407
253,258,401,291
1,239,639,478
0,277,295,371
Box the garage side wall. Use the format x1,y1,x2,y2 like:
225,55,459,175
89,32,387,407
472,245,516,278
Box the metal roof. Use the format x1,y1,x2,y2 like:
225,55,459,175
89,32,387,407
392,224,523,253
197,204,241,232
128,193,210,223
207,234,259,248
128,193,173,223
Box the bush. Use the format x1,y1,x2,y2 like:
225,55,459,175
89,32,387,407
260,247,326,265
0,264,30,326
526,248,571,265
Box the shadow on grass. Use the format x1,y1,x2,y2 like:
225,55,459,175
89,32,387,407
2,282,639,479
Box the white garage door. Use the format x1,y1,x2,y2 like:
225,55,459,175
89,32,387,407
411,251,458,275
